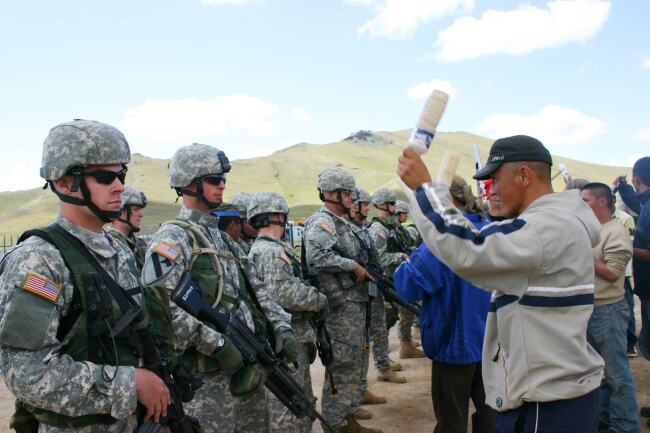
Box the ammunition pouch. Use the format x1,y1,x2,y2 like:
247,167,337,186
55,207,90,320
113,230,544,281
229,364,264,396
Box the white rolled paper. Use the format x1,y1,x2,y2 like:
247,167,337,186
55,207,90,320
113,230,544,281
408,90,449,155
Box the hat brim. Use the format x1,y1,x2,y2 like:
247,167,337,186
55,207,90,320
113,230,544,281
473,161,502,181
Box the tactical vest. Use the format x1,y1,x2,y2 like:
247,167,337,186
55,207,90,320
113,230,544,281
13,224,150,429
371,217,405,253
163,220,266,374
108,228,144,270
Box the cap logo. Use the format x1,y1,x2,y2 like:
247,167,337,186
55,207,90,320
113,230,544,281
490,155,505,162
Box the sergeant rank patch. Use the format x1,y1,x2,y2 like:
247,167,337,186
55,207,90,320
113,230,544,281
23,273,63,302
153,242,179,261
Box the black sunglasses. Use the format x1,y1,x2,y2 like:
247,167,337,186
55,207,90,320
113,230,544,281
203,174,227,186
84,168,128,185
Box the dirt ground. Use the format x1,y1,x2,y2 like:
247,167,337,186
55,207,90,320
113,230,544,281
2,325,650,433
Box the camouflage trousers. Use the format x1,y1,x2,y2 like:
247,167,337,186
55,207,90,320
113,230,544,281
321,301,366,429
267,342,315,433
368,292,389,372
37,417,137,433
185,370,269,433
398,306,415,341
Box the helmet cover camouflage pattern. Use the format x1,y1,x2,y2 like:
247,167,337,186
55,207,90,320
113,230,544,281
247,191,289,221
317,167,356,192
356,188,371,203
168,143,231,187
40,119,131,180
121,186,147,208
371,187,397,205
395,200,409,214
230,191,254,220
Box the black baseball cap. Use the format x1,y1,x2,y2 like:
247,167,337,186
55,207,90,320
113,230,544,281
473,135,553,180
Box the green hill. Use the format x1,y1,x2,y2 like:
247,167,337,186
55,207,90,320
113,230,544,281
0,129,632,243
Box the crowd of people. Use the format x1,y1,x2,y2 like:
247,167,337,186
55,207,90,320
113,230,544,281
0,119,649,433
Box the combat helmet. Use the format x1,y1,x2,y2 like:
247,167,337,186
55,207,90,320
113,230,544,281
118,186,147,232
248,192,289,229
230,192,254,220
41,119,131,222
356,188,371,204
168,143,231,209
316,167,356,209
395,200,409,214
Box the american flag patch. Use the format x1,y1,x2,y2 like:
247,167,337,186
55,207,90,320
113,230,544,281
154,242,179,261
23,273,62,302
378,231,387,240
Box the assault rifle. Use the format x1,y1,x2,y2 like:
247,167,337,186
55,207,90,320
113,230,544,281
331,245,421,317
171,272,335,432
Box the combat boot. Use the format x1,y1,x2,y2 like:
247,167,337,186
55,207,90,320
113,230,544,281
360,390,387,405
399,340,425,359
341,415,384,433
377,368,407,383
353,408,373,419
388,356,402,371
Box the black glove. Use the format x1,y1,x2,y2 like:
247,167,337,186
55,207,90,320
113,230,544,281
274,329,298,364
307,341,317,364
213,336,243,375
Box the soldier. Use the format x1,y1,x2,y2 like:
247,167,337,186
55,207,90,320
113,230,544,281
140,143,296,433
350,188,406,393
303,167,381,433
368,189,425,359
395,200,421,246
247,191,329,433
230,192,259,254
214,203,244,241
106,186,149,269
0,120,170,432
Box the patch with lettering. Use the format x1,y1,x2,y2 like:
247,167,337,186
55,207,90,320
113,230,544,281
153,242,179,261
23,273,62,302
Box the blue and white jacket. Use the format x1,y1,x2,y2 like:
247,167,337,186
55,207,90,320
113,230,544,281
394,213,490,366
408,183,604,412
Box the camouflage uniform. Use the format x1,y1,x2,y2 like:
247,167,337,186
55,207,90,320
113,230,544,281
247,191,327,433
230,192,255,254
0,120,142,433
141,144,292,433
106,226,149,269
392,201,418,343
303,168,368,430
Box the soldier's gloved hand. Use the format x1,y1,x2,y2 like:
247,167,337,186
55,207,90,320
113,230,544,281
213,336,243,375
274,329,299,364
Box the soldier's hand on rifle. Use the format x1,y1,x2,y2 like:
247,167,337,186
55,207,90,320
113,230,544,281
135,368,171,423
354,264,373,282
213,336,244,375
274,329,299,364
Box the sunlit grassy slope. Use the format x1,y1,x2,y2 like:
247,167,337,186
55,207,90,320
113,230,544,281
0,130,631,239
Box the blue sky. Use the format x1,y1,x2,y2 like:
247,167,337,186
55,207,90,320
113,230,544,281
1,0,648,191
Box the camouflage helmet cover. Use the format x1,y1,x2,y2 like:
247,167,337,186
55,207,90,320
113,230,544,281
248,191,289,221
317,167,356,192
395,200,409,214
168,143,231,188
356,188,371,203
40,119,131,180
371,187,397,205
230,191,254,219
121,186,147,208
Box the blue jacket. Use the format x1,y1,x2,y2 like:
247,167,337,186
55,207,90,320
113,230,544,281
394,213,491,365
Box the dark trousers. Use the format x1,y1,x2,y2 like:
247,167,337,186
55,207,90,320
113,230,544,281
494,388,599,433
625,277,638,346
431,361,495,433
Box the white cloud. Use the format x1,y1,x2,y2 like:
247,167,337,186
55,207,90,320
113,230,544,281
119,94,279,142
406,79,458,100
634,128,650,142
435,0,610,63
643,57,650,70
291,107,312,124
201,0,263,5
346,0,474,39
477,105,607,152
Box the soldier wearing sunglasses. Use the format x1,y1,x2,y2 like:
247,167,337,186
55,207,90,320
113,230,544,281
107,186,149,269
141,143,295,433
0,120,170,432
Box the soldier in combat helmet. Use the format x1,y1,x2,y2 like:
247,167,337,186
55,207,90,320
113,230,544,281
369,188,425,359
140,143,296,433
106,185,149,269
229,192,259,254
302,167,380,433
247,191,329,433
0,120,170,432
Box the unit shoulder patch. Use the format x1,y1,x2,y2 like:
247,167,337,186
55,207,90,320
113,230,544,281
153,242,179,261
22,273,63,302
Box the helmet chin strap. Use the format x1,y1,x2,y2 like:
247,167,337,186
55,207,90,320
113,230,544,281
375,204,394,215
179,179,222,210
48,175,121,223
319,190,352,215
118,206,141,233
